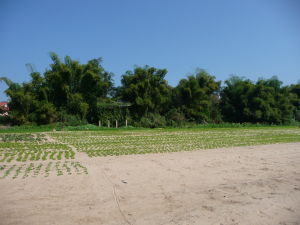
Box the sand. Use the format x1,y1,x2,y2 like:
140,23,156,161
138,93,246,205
1,143,300,225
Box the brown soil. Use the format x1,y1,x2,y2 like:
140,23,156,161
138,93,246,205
1,143,300,225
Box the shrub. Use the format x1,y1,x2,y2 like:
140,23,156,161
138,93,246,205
57,112,88,127
135,113,166,128
166,109,187,126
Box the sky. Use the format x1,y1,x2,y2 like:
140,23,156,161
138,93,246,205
0,0,300,101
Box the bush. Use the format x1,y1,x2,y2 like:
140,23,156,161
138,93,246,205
166,109,187,126
0,116,10,125
57,111,88,127
135,113,166,128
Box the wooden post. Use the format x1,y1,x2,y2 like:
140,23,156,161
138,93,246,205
107,120,110,128
116,120,118,128
98,120,101,127
125,119,128,127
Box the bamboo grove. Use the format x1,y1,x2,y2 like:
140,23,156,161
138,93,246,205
1,53,299,127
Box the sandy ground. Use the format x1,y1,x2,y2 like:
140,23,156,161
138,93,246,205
1,143,300,225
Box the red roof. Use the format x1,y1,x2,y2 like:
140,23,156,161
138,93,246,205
0,102,9,111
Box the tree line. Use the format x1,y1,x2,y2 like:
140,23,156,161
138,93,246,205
1,53,299,127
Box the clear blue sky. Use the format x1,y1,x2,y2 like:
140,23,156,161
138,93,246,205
1,0,300,101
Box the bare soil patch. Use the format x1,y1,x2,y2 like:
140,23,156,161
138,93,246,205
1,143,300,225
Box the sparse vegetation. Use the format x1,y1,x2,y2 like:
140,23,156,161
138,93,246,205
0,133,46,142
0,142,75,162
0,161,88,179
0,127,299,180
50,127,300,157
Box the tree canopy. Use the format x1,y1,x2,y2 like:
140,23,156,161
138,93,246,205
1,53,299,127
220,76,294,124
118,66,171,118
173,69,221,123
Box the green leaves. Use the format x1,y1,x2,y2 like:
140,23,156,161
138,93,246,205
119,65,171,118
221,76,295,124
174,69,221,123
50,128,300,157
1,54,299,126
2,53,114,125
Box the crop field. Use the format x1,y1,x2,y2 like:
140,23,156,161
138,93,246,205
0,133,75,163
51,127,300,157
0,127,299,179
0,161,88,179
0,127,300,225
0,133,79,179
0,143,75,162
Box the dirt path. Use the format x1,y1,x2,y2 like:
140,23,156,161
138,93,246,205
1,143,300,225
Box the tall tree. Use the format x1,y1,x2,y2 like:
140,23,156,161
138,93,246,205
288,83,300,122
44,53,113,122
174,69,221,123
221,76,256,123
220,76,294,124
0,77,56,125
1,53,114,124
118,66,172,118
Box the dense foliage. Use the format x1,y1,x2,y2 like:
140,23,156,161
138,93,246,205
220,76,295,124
1,53,299,127
172,69,221,124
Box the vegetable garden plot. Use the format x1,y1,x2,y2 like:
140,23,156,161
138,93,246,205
0,161,88,179
0,133,46,142
50,128,300,157
0,142,75,162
